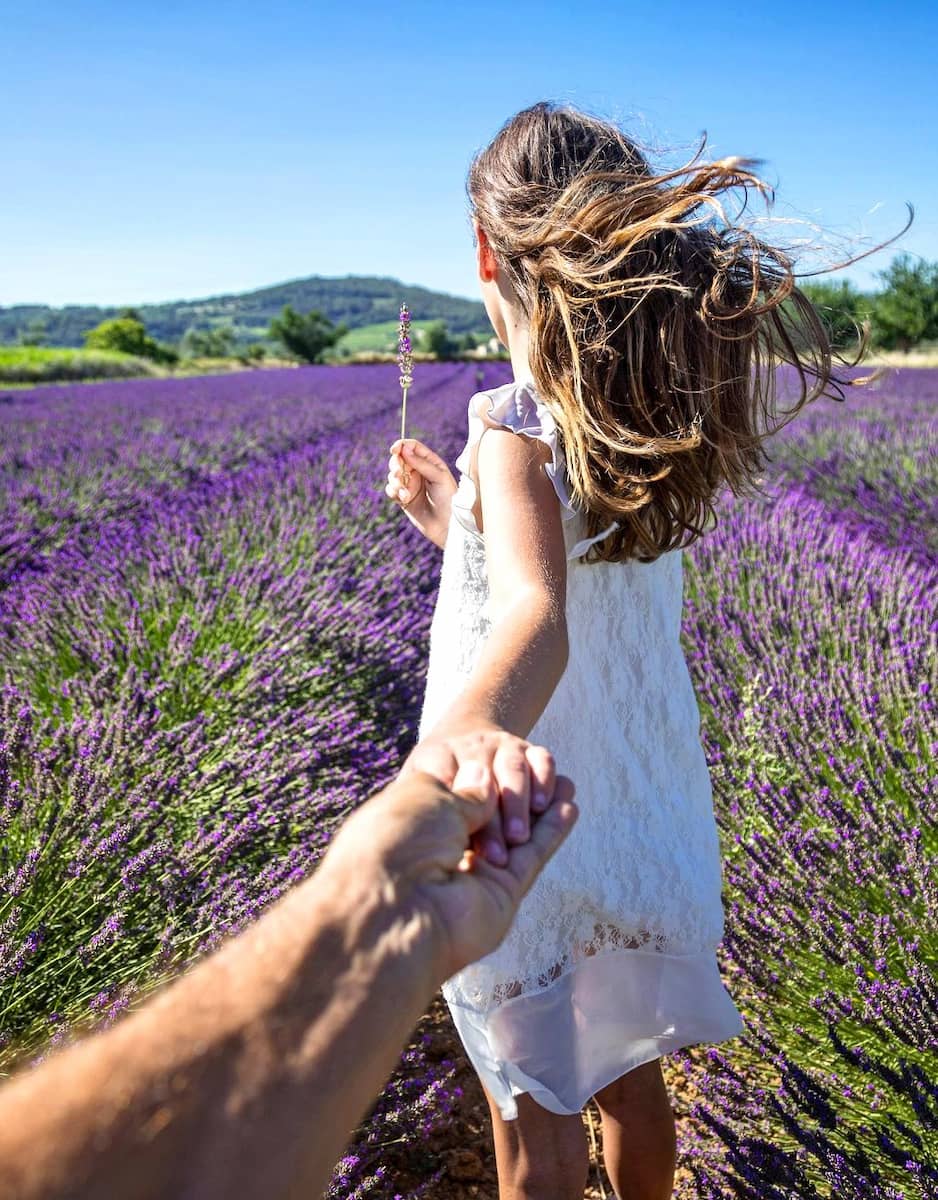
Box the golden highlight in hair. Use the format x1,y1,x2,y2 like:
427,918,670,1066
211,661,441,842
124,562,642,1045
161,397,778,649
467,100,907,563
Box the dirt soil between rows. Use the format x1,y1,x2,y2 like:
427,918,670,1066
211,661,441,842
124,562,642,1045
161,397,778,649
367,991,706,1198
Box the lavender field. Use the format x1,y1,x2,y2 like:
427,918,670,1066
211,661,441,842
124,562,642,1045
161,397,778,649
0,362,935,1198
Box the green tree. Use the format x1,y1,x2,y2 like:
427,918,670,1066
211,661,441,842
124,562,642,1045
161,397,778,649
18,318,48,347
83,317,177,364
180,323,237,359
268,306,348,364
871,254,938,350
800,280,873,349
423,319,458,360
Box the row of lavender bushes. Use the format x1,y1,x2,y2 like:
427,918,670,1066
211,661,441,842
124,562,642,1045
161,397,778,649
674,370,937,1198
0,363,935,1197
0,363,474,1198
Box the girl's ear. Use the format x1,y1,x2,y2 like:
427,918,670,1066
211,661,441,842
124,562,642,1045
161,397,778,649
476,226,498,283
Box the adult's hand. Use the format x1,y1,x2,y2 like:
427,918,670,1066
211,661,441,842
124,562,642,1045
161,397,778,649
316,766,577,978
401,724,558,867
0,762,576,1200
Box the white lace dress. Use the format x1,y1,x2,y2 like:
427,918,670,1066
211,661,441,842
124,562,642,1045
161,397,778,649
417,379,745,1121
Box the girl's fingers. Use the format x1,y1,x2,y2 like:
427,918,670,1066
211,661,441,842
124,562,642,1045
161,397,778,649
387,452,410,485
386,482,412,505
492,742,532,845
403,444,451,479
391,441,451,481
524,744,557,814
502,781,578,897
451,761,498,830
388,462,413,489
391,438,426,455
401,740,460,789
386,464,423,508
472,811,509,867
450,755,506,865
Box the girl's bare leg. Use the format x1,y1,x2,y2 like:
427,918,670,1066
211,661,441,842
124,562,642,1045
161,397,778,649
481,1082,589,1200
592,1058,677,1200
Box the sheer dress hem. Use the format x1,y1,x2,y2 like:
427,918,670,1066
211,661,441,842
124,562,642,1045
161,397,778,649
444,943,745,1121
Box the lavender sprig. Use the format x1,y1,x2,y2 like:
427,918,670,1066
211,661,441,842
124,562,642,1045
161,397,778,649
398,302,412,443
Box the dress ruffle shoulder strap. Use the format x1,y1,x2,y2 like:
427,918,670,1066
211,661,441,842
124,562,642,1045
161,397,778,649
452,381,619,561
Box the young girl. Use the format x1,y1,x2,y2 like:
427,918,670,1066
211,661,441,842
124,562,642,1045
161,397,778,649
386,101,865,1200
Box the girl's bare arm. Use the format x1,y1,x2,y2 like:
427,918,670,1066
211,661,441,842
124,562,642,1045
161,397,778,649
416,427,569,853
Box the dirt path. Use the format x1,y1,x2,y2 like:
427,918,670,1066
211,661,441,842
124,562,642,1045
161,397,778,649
376,992,706,1198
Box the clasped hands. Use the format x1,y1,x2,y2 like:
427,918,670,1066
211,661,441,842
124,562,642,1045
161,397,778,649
321,722,575,980
400,720,558,868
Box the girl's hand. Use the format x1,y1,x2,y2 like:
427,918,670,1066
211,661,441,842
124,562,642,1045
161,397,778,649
399,726,559,867
387,439,457,548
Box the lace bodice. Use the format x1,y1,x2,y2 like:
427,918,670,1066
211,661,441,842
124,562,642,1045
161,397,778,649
417,381,730,1013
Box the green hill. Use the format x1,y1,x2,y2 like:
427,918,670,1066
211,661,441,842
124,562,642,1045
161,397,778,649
0,275,490,349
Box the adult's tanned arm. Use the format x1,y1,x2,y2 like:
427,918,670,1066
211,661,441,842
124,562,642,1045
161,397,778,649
0,765,577,1200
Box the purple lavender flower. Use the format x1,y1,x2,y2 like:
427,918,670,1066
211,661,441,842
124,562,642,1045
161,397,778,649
398,301,413,442
0,360,934,1197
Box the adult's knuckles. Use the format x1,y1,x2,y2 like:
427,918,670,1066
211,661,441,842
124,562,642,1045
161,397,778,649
457,731,489,751
495,751,530,773
527,746,556,770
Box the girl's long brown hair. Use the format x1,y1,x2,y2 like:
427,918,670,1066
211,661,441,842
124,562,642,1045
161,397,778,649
467,101,907,563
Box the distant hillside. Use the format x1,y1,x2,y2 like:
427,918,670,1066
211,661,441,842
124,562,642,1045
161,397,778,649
0,275,490,348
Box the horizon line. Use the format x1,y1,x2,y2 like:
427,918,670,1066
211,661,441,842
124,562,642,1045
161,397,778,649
0,272,484,312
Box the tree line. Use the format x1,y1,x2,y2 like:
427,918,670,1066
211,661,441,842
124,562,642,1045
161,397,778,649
16,252,938,366
801,255,938,352
0,275,488,348
17,308,493,366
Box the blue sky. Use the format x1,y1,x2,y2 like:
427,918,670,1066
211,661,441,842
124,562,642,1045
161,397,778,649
1,0,935,307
